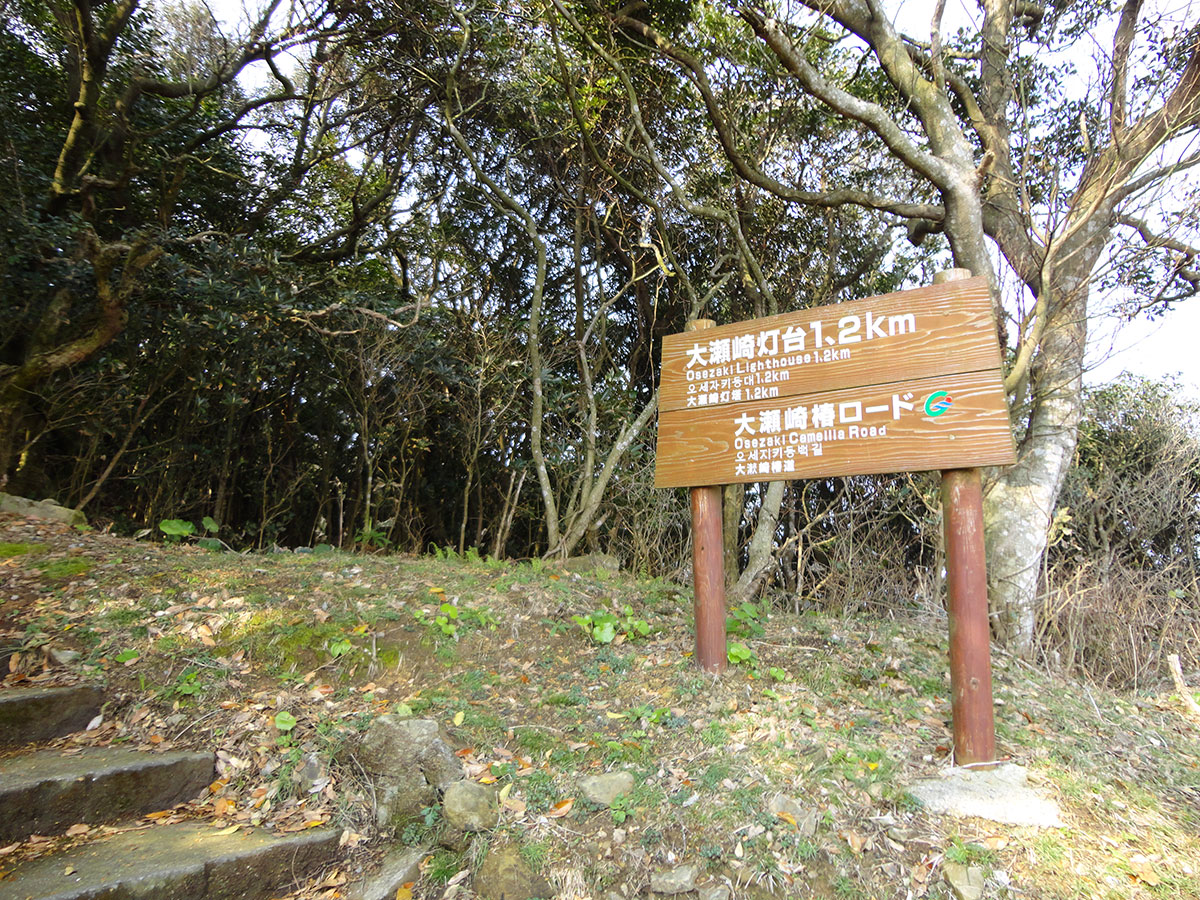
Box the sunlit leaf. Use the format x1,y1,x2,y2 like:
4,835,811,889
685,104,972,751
274,711,297,732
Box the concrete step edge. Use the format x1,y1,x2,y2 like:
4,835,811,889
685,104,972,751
0,821,340,900
0,748,215,844
0,685,104,747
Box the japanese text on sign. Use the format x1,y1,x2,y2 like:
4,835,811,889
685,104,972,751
654,279,1016,488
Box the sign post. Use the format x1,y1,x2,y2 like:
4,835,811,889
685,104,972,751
656,273,1013,763
935,269,995,765
941,467,995,764
686,319,727,673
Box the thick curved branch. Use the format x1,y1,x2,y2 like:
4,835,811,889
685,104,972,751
738,5,952,190
607,10,944,221
1110,0,1143,138
1115,213,1200,301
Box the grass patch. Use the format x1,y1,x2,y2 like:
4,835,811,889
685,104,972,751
544,688,585,707
35,558,92,578
0,542,46,557
3,518,1199,900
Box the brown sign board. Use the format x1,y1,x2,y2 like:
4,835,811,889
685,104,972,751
654,278,1016,488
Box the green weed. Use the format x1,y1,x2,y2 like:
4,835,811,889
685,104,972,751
571,604,652,645
0,542,45,557
726,641,756,667
945,837,995,868
700,722,729,747
727,600,767,638
36,558,92,578
518,840,550,870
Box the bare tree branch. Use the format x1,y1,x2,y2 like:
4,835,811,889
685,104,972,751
1109,0,1143,138
1115,213,1200,305
604,9,945,221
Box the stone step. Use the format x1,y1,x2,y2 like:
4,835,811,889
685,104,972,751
0,747,215,844
0,685,104,747
0,821,340,900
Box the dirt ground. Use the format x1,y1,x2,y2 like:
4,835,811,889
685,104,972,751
3,512,1199,899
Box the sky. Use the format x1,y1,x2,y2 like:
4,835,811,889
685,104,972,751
1087,302,1200,395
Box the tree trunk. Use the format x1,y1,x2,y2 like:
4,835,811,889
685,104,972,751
730,480,786,603
722,483,744,590
984,277,1089,656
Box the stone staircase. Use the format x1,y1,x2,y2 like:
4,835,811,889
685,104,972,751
0,684,340,900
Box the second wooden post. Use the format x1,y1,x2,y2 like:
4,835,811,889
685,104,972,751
686,318,727,672
935,268,996,765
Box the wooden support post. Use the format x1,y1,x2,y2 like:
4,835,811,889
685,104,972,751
686,319,727,673
941,467,996,764
935,268,996,765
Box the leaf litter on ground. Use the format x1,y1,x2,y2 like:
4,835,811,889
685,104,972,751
2,512,1200,899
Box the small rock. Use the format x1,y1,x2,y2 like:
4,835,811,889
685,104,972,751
346,846,426,900
473,847,552,900
698,885,730,900
296,753,324,794
612,828,626,845
443,780,499,832
943,862,985,900
0,493,87,528
48,647,80,666
374,774,435,829
579,771,635,808
650,863,698,894
357,716,463,790
909,763,1063,827
356,715,464,828
766,793,818,837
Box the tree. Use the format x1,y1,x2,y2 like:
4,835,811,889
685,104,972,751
546,0,936,593
591,0,1200,653
0,0,429,485
1043,375,1200,683
1053,376,1200,577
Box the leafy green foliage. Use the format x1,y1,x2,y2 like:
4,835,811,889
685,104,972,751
572,605,653,644
610,793,632,824
435,603,459,636
274,711,298,732
415,601,498,640
727,600,767,638
159,519,196,541
172,668,202,697
726,642,756,666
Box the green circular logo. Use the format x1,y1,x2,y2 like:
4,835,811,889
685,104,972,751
924,391,953,417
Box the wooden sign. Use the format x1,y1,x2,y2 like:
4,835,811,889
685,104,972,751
654,279,1016,488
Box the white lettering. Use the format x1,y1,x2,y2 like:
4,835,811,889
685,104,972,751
865,311,887,339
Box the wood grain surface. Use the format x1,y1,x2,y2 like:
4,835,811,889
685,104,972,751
660,278,1000,413
654,371,1015,488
